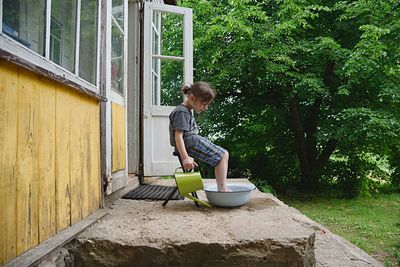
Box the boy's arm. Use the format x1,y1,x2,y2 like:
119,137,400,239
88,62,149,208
175,130,197,170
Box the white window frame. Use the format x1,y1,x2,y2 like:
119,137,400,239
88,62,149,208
109,0,128,106
0,0,102,95
144,3,193,108
152,10,161,105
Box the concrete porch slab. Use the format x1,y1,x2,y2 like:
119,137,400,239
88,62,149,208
66,179,382,267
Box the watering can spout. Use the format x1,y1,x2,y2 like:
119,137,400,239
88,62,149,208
185,194,211,207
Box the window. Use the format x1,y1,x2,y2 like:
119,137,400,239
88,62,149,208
79,0,99,85
2,0,99,86
50,17,62,65
2,0,46,55
150,9,189,106
152,11,161,105
111,0,125,96
50,0,77,72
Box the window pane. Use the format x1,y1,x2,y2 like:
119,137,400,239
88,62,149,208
112,0,124,31
160,60,183,106
50,0,77,72
152,58,159,73
79,0,98,85
161,13,183,57
152,11,160,56
111,0,124,95
152,55,160,105
152,25,160,55
111,21,124,95
152,72,159,105
2,0,46,55
152,10,160,28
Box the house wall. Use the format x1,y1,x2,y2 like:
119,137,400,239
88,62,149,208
112,102,126,172
0,62,101,265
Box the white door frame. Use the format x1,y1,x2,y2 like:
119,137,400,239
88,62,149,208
143,2,193,176
101,0,129,194
127,0,141,175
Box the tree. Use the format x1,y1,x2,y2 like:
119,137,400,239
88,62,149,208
177,0,400,195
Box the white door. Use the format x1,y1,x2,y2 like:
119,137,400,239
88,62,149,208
143,2,193,176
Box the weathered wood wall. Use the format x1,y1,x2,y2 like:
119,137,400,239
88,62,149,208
0,62,101,265
112,102,126,172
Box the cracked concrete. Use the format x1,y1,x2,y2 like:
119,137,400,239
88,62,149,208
65,179,383,267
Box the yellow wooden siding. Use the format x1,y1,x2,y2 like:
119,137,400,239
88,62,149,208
69,92,83,224
112,102,126,172
0,65,18,264
55,84,71,231
38,78,57,243
90,102,101,212
17,71,40,254
0,63,101,265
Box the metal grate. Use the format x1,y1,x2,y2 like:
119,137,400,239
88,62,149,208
122,185,184,200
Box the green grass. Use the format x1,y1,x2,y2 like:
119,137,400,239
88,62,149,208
282,193,400,267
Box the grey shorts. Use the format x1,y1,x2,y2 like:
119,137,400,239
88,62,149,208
187,137,227,167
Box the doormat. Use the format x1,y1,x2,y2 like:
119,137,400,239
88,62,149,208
122,184,184,201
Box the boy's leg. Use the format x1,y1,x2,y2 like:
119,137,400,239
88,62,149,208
214,151,230,192
187,137,230,191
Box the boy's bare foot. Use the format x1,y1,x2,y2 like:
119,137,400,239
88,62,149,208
218,186,232,192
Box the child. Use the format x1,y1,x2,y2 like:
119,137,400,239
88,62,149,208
169,81,231,192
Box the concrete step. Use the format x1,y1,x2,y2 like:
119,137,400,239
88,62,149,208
62,179,382,267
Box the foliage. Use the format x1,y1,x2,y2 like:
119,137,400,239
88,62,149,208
251,178,277,195
172,0,400,196
284,193,400,266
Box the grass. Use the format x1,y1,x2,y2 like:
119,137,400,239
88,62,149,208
282,193,400,267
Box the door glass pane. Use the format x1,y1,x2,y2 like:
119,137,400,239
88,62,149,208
152,11,160,55
79,0,98,85
151,11,184,106
152,10,160,28
112,0,124,31
161,13,183,57
50,0,77,72
111,0,125,95
152,25,160,55
152,71,159,105
2,0,46,55
152,58,159,74
152,55,160,105
151,11,160,105
160,59,183,106
111,21,124,95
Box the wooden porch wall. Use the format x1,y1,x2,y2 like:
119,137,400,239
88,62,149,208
0,62,101,265
112,102,126,172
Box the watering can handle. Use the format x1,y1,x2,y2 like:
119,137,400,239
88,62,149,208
175,167,198,173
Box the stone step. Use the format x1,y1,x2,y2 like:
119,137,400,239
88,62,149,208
59,179,382,267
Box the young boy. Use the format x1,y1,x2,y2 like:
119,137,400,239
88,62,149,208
169,82,230,192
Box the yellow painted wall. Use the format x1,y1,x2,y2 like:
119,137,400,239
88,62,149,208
112,102,126,172
0,63,101,265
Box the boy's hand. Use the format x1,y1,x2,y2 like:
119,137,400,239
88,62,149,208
182,156,198,171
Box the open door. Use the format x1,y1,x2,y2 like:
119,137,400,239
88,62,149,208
143,3,193,176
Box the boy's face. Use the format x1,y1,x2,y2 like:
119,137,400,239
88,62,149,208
191,96,210,113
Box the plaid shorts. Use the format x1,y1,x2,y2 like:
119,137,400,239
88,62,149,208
187,137,227,167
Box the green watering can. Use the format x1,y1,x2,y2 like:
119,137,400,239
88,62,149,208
174,168,211,207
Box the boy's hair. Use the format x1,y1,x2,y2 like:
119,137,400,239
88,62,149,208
181,81,216,103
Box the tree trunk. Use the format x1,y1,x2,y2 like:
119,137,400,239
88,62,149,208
287,62,339,191
289,99,316,191
289,98,337,192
